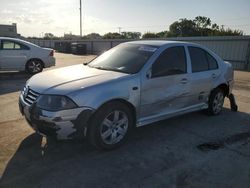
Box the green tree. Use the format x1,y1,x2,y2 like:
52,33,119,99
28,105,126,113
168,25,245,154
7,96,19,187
102,32,125,39
167,16,243,37
211,23,219,30
84,33,102,39
168,19,198,37
194,16,212,36
43,33,57,39
121,32,141,39
156,31,168,38
194,16,211,29
218,26,243,36
142,32,158,39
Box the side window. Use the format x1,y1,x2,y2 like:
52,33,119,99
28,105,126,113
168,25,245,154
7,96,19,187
2,41,15,49
188,47,209,72
1,40,29,50
206,53,218,70
14,43,21,49
152,46,186,78
18,43,30,50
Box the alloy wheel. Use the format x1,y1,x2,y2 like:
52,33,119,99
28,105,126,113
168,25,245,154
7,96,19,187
212,92,224,114
28,61,42,73
100,110,129,145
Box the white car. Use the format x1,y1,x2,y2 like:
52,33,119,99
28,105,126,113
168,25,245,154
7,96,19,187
0,37,55,74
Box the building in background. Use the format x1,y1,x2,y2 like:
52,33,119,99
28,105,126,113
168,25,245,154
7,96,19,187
0,23,21,37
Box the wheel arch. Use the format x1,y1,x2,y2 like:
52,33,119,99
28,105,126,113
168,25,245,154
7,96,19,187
207,83,228,115
215,83,229,97
92,98,137,126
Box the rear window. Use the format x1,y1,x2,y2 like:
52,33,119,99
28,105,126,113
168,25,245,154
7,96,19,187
207,53,218,70
188,47,209,72
188,46,218,72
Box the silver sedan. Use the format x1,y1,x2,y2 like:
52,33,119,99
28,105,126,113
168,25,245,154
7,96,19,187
19,40,235,150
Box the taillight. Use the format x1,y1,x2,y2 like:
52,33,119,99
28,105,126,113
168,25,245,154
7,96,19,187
49,50,54,56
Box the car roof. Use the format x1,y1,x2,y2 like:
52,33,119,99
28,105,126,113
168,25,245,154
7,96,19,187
0,37,26,42
0,37,39,47
126,40,195,47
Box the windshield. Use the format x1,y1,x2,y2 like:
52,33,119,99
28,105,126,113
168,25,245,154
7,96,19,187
88,43,158,74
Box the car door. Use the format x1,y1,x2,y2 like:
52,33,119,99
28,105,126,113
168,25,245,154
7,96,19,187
187,46,220,106
0,39,2,69
140,46,191,119
0,40,28,70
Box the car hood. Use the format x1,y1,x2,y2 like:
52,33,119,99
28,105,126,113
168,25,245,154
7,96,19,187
27,64,129,94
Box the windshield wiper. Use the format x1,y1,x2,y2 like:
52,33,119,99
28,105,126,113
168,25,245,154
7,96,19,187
92,66,112,71
92,65,131,74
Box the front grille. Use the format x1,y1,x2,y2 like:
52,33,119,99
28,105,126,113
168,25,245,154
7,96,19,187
23,87,40,105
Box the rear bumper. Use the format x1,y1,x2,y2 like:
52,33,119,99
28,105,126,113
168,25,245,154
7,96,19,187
19,95,93,140
44,56,56,68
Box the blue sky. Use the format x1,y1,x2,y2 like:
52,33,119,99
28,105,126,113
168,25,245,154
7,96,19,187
1,0,250,37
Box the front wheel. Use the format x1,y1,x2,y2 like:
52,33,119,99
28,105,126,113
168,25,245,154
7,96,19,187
25,59,43,74
207,88,225,115
87,102,133,150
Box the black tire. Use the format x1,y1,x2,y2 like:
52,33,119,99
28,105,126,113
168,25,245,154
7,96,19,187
87,102,133,150
231,104,238,112
207,88,225,115
25,59,43,74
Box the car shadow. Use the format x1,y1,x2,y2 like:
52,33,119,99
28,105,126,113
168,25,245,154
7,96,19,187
1,108,250,187
0,72,31,95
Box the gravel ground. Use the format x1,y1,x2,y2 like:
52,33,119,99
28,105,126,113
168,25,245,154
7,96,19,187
0,53,250,188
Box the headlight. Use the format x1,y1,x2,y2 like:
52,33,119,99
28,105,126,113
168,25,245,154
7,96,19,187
36,95,78,111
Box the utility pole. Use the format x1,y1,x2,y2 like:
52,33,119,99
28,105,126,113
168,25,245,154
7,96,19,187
118,27,122,34
80,0,82,37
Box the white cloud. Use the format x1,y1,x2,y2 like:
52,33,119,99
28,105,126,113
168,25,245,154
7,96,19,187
83,16,117,34
2,0,248,36
0,0,116,37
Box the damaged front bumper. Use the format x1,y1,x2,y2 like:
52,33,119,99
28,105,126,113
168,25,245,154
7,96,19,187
19,95,94,140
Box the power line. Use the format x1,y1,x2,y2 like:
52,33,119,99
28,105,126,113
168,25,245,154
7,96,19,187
123,25,170,29
224,24,250,27
78,17,250,34
79,15,250,34
216,17,250,22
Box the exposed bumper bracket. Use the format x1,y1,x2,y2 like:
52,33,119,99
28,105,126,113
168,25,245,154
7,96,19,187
228,93,238,112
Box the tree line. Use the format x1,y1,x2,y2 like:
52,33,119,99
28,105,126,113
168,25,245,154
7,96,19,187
29,16,243,40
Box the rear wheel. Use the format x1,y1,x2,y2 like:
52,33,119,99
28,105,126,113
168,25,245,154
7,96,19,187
87,102,133,150
207,88,225,115
25,59,43,74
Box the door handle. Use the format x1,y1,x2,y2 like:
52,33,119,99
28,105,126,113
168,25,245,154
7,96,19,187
180,78,188,84
212,73,217,79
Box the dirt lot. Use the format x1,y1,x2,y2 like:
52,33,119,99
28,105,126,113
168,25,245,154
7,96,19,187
0,53,250,188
